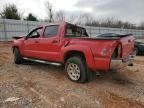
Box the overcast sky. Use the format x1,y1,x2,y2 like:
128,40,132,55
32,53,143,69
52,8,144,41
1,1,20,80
0,0,144,24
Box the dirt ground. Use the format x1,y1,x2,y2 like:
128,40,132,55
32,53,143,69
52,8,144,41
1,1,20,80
0,42,144,108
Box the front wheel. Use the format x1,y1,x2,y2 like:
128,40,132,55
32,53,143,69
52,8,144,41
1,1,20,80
65,56,88,83
14,48,23,64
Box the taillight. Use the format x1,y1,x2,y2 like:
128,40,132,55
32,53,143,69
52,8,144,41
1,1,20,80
100,48,107,57
100,48,113,57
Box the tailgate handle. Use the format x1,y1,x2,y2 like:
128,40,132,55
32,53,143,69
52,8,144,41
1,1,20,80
52,40,59,43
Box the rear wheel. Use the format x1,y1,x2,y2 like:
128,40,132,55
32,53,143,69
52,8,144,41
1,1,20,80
65,56,89,83
14,48,23,64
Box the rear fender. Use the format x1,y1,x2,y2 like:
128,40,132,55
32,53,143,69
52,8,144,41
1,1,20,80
61,45,95,70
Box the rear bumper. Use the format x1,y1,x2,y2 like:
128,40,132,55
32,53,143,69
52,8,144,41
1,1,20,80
110,51,136,70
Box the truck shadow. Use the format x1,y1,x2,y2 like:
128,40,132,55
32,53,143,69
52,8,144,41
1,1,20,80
21,61,66,78
93,70,134,86
22,61,134,86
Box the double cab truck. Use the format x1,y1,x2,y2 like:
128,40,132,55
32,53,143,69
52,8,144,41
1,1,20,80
12,22,136,83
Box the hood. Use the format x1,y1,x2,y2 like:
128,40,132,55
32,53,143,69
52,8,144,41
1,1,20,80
12,35,26,40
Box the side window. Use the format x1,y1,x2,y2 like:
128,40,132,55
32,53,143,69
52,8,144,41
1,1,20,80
44,25,59,38
28,27,42,39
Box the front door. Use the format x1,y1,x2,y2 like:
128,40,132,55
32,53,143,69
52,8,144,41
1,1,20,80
23,27,43,58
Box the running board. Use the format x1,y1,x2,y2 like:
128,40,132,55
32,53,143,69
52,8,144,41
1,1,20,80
23,57,62,66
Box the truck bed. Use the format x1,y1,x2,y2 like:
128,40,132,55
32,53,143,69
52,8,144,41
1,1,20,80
65,34,133,40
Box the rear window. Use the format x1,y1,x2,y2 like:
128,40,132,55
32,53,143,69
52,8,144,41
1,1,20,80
44,25,59,38
65,24,88,37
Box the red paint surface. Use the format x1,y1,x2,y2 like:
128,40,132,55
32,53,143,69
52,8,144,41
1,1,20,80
12,22,135,72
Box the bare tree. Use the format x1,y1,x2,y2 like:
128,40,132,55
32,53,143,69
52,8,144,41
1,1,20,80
55,10,66,22
77,13,93,26
138,22,144,30
45,1,54,22
67,14,77,24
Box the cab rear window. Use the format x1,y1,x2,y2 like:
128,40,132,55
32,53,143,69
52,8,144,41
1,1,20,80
65,24,88,37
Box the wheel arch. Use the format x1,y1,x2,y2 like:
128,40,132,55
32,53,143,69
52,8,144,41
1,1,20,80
64,50,86,63
61,46,95,70
12,46,19,53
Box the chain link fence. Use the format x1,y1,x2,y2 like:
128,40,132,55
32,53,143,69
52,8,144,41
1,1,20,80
0,19,144,41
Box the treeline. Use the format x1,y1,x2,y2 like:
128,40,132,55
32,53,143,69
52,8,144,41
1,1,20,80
86,19,144,30
0,4,38,21
0,3,144,30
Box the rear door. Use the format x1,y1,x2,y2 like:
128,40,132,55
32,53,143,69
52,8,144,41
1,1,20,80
36,25,62,62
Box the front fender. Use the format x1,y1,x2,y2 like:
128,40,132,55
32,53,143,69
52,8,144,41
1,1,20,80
12,39,24,56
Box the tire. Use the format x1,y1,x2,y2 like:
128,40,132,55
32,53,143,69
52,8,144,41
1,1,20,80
65,56,88,83
14,48,23,64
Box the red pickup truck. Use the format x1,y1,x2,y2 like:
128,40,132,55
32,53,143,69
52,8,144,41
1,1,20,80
12,22,136,83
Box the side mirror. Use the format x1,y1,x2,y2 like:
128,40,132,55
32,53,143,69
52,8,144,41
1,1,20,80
32,34,40,38
25,35,29,40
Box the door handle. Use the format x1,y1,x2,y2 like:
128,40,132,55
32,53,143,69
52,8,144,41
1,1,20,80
35,41,39,43
52,40,59,43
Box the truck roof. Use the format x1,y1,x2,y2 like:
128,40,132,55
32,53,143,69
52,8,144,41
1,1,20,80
41,22,85,29
41,21,67,27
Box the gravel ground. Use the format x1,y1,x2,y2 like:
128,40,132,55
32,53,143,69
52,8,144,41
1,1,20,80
0,42,144,108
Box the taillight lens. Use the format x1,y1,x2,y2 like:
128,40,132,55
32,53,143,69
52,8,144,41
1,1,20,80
100,48,107,57
100,48,113,57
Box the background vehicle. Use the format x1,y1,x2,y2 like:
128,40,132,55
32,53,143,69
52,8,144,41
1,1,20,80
135,40,144,55
12,22,136,83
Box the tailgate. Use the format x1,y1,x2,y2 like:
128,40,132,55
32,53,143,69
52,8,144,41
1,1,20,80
120,35,135,58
